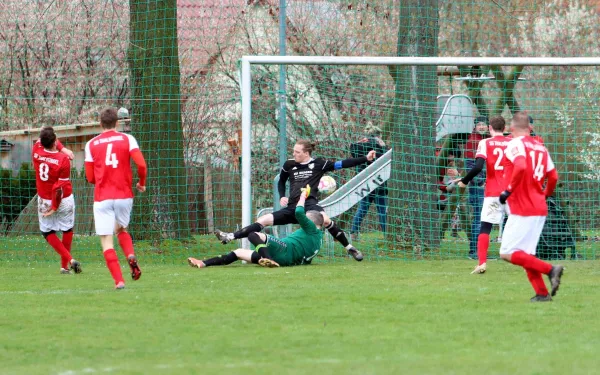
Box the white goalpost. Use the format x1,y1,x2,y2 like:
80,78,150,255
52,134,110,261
240,56,600,249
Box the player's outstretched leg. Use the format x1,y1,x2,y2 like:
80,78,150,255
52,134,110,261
117,231,141,281
258,258,280,268
103,249,125,289
44,231,79,274
215,222,265,245
325,220,363,261
62,228,74,254
530,294,552,302
188,257,206,268
215,229,235,244
69,259,82,274
193,251,239,267
548,265,564,297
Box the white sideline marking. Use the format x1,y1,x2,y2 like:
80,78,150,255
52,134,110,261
0,289,109,296
55,358,363,374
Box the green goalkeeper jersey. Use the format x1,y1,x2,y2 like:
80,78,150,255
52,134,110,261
282,206,323,265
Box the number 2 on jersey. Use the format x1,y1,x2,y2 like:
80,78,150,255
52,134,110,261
493,148,504,170
530,151,545,181
105,143,119,168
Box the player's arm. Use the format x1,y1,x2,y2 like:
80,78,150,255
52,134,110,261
55,139,75,160
131,149,147,192
277,161,292,205
544,155,558,197
46,159,70,215
84,141,95,184
295,186,319,234
457,140,487,187
458,157,485,187
323,150,376,172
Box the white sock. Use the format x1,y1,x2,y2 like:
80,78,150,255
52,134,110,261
345,244,353,250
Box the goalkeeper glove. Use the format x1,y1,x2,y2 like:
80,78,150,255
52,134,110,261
301,184,311,199
499,190,512,205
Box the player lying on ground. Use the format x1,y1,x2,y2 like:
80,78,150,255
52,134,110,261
215,139,375,261
189,186,323,268
454,116,511,274
85,107,147,289
498,111,563,302
32,127,82,274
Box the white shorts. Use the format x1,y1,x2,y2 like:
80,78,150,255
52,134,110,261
480,197,507,224
38,195,75,233
93,198,133,235
499,215,546,255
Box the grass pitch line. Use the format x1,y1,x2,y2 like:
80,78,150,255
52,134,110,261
0,288,110,296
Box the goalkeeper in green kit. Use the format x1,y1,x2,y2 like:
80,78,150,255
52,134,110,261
188,185,323,268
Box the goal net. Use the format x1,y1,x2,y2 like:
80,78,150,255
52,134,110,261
241,56,600,260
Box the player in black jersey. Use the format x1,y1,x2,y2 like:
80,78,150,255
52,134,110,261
215,139,376,261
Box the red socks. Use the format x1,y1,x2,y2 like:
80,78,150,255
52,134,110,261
62,230,74,254
118,232,135,259
103,249,124,285
510,251,552,274
526,269,549,296
511,250,552,297
477,233,489,266
46,233,72,269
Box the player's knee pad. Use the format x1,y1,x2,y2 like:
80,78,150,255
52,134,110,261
480,221,493,235
41,230,56,239
248,232,266,246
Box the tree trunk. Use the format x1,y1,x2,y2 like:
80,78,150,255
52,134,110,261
127,0,190,240
386,0,440,253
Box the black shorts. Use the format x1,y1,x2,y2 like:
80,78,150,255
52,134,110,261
272,199,324,226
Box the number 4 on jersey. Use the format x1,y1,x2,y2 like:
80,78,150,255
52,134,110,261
105,143,119,168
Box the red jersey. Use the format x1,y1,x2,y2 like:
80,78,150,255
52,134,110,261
504,136,555,216
32,140,72,202
475,135,511,197
84,130,140,202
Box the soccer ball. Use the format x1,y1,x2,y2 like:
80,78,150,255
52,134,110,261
318,176,337,195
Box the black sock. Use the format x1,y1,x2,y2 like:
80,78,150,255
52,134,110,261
248,232,266,246
250,251,261,264
202,251,238,267
233,223,264,239
326,222,350,247
257,245,272,259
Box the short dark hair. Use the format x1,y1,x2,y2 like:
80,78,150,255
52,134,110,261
40,127,56,149
474,116,488,125
489,116,506,132
296,139,316,155
100,107,119,129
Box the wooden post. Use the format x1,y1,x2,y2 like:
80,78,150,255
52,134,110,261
204,155,214,233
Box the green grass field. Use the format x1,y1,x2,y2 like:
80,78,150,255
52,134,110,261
2,254,600,375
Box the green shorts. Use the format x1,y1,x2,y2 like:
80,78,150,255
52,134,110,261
260,235,293,266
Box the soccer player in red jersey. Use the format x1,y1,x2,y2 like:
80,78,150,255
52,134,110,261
85,108,147,289
498,112,563,302
456,116,511,274
32,127,82,274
